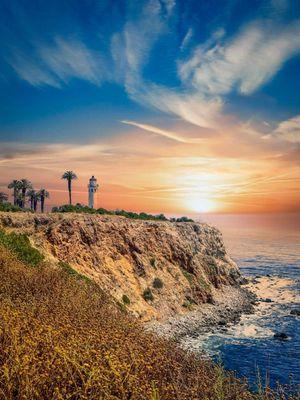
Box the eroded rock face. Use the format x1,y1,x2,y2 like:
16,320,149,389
0,212,241,321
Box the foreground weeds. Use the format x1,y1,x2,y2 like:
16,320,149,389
0,242,297,400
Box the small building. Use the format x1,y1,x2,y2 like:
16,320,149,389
88,176,99,208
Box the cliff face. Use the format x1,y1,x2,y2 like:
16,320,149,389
0,212,241,320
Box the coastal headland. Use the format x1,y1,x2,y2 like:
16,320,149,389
0,211,254,324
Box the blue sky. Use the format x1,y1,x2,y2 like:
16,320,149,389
0,0,300,214
1,0,300,142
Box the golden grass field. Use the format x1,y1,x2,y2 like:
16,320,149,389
0,230,295,400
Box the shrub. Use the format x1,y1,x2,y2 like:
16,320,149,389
182,300,193,310
150,257,157,268
0,203,32,213
122,294,131,305
170,216,194,223
142,288,154,302
52,204,191,223
181,269,194,284
199,277,211,291
58,261,91,283
152,277,164,289
0,229,44,266
116,301,127,313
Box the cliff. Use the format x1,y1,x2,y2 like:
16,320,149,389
0,212,242,321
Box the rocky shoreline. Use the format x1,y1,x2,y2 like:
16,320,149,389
147,283,256,343
148,274,300,351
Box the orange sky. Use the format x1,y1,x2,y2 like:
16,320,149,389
1,117,299,215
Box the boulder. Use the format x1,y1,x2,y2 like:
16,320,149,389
290,309,300,316
273,332,289,340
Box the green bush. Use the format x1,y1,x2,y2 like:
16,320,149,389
150,257,157,268
181,269,194,284
0,203,32,213
58,261,91,283
182,300,193,310
152,277,163,289
0,229,44,267
142,288,154,302
170,216,194,223
122,294,131,305
198,277,211,290
52,204,194,223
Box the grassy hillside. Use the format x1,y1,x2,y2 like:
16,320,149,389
0,230,292,399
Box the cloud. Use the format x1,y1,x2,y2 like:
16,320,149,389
180,28,193,51
273,115,300,143
9,38,107,87
6,0,300,132
121,120,205,143
178,20,300,95
38,38,107,85
0,142,112,168
116,7,300,129
9,52,61,88
130,84,223,129
111,0,167,89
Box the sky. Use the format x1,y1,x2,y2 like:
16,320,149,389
0,0,300,216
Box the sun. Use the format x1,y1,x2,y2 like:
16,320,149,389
186,197,218,213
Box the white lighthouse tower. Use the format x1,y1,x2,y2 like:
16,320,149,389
88,176,99,208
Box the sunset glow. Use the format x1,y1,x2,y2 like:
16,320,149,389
0,0,300,216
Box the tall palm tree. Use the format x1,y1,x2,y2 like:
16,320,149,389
33,192,40,212
27,189,36,210
62,171,77,205
19,179,33,208
38,189,50,213
8,180,22,205
0,192,8,204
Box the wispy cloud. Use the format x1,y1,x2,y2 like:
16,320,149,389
38,38,107,85
180,28,193,51
178,20,300,95
111,0,167,89
9,38,108,87
115,6,300,129
9,52,61,88
6,0,300,133
1,122,300,213
272,115,300,143
121,120,205,143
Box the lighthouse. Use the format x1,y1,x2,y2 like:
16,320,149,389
88,176,99,208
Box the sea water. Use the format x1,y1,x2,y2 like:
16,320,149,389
201,220,300,393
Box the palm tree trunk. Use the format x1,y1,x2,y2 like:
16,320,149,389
41,196,44,213
22,188,26,208
68,179,72,205
30,197,34,210
34,198,38,212
13,189,17,205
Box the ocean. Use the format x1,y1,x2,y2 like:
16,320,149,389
199,215,300,393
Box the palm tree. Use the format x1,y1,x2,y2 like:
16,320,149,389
33,192,40,212
62,171,77,205
27,189,36,210
8,180,22,205
0,192,8,204
19,179,33,208
38,189,50,213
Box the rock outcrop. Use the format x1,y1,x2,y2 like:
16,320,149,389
0,212,242,321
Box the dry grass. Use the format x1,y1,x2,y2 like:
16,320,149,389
0,244,295,400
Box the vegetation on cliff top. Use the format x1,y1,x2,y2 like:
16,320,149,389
0,229,295,399
51,203,194,222
0,202,32,213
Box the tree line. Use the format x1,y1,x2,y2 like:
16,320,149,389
0,170,194,222
0,170,77,212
